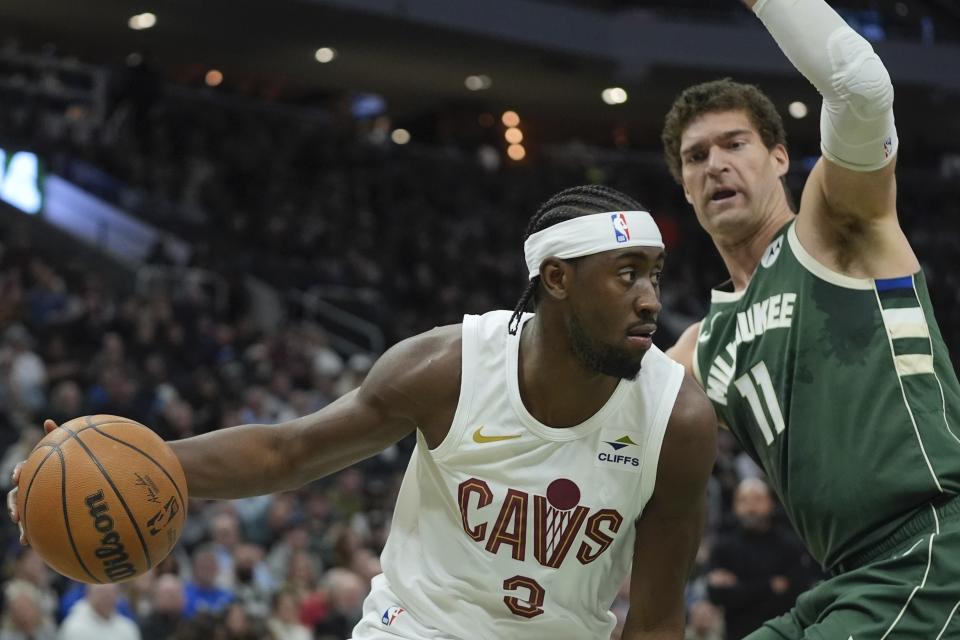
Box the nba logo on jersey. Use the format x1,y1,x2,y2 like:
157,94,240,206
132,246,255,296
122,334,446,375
883,136,893,158
611,213,631,243
381,606,405,626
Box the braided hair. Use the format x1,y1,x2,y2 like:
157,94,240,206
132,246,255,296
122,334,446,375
508,185,647,335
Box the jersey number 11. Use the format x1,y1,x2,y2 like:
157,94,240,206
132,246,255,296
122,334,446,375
733,361,786,446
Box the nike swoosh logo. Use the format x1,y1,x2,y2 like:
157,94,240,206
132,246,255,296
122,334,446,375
472,427,522,444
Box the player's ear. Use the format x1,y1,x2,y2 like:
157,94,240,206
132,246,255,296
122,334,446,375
771,143,789,178
540,258,572,301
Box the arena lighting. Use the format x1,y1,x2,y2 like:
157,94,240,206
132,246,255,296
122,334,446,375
128,13,157,30
391,129,411,145
504,127,523,144
0,147,42,214
788,101,809,119
507,144,526,161
464,75,492,91
314,47,337,63
205,70,223,87
601,87,628,105
501,111,520,127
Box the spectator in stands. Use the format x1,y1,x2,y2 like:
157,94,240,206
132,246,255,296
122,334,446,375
0,324,46,413
282,549,326,628
219,602,265,640
183,546,233,619
313,568,366,640
209,511,243,588
230,543,275,619
1,549,57,633
138,574,186,640
44,380,84,427
58,584,140,640
0,428,44,492
684,600,724,640
266,590,311,640
0,589,55,640
706,478,811,639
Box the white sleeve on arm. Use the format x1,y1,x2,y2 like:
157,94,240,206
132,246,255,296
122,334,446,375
753,0,898,171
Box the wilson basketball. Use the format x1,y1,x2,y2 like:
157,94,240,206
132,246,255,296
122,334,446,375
16,415,188,583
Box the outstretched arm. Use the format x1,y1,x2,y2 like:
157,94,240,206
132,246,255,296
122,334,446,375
7,325,462,529
172,325,461,498
621,376,717,639
746,0,908,266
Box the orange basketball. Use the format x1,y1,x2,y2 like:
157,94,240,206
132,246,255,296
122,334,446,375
16,415,188,583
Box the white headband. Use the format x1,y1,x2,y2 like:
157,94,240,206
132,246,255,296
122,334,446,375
524,211,664,280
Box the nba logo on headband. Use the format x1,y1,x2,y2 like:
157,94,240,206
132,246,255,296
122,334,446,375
611,213,631,243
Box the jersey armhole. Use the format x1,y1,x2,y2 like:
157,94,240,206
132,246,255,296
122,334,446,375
638,360,685,507
428,315,480,461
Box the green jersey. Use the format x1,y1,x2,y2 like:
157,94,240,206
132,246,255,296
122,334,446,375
695,220,960,570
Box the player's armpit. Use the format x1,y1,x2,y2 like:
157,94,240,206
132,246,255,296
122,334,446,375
621,376,716,639
170,325,463,500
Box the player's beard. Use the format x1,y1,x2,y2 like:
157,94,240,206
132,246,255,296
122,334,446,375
567,311,642,380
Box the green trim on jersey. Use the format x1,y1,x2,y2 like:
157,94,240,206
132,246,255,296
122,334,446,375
695,220,960,570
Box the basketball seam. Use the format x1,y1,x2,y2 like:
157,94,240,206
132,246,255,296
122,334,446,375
90,427,186,511
70,435,153,572
20,446,59,555
56,448,101,583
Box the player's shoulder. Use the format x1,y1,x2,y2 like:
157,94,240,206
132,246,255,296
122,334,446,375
359,324,463,443
376,324,462,381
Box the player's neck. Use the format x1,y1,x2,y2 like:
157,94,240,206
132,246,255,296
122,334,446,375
517,317,620,428
715,208,794,291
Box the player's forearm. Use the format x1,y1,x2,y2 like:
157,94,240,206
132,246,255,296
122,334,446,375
169,424,292,499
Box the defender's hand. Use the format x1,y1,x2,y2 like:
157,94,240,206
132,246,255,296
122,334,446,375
7,419,58,545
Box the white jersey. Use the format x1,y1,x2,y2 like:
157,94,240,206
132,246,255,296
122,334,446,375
352,311,684,640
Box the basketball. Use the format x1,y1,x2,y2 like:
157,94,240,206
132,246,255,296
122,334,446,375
15,415,188,584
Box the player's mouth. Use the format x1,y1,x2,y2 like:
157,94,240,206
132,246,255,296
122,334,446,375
709,188,740,205
626,323,657,350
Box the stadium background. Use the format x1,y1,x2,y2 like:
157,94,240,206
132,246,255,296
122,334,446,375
0,1,958,638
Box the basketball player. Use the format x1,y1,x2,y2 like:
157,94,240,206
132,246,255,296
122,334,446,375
9,186,717,639
663,1,960,637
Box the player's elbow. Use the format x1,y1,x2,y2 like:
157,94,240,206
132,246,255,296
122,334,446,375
827,28,894,119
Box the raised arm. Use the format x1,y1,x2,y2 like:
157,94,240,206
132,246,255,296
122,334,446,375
746,0,917,275
165,325,461,499
621,375,717,639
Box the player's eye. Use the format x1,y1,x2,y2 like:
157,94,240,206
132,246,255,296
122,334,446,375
618,268,636,283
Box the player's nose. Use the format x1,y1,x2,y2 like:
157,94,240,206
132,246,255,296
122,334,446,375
634,282,662,316
705,147,729,176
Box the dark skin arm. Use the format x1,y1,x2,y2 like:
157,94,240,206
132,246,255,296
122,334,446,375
7,326,462,535
164,324,460,498
621,375,717,640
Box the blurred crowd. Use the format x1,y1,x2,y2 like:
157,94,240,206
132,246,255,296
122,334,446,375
0,44,957,639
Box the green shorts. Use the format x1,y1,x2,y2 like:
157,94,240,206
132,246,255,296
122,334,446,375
746,501,960,640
